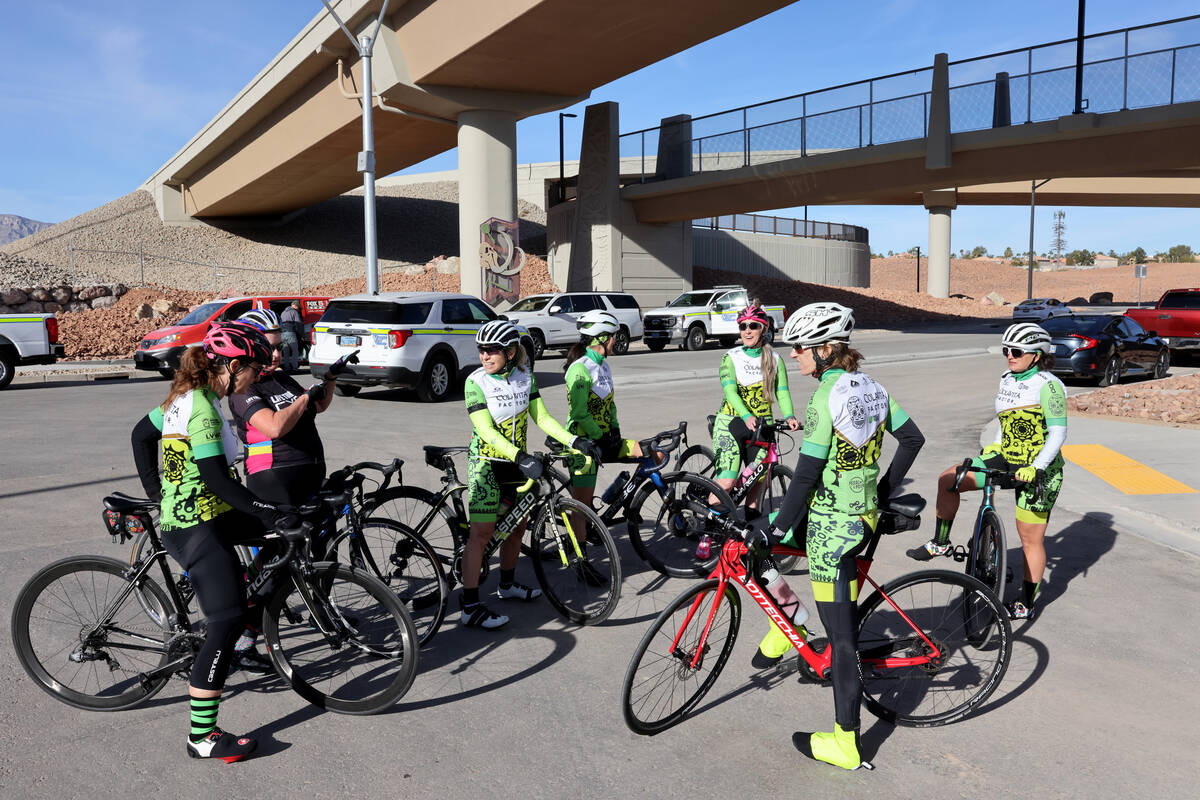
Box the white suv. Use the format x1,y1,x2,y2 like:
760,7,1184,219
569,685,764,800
500,292,643,357
309,292,535,401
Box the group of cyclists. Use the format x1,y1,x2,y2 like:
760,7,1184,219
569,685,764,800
127,298,1067,769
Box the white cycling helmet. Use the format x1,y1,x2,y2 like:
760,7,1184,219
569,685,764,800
576,309,620,337
1001,322,1051,354
476,319,521,348
237,308,281,333
782,302,855,348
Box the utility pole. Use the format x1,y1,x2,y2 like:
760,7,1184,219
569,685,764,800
915,246,921,293
322,0,392,295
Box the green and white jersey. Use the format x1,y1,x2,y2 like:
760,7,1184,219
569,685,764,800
566,349,617,440
994,367,1067,469
465,365,538,460
800,369,909,516
159,387,239,531
717,346,793,421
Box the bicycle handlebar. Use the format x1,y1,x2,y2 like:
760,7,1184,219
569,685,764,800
260,521,313,570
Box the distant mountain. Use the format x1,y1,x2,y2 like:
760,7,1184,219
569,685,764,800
0,214,52,245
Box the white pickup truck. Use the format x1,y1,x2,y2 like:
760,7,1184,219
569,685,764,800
641,286,786,351
0,313,64,389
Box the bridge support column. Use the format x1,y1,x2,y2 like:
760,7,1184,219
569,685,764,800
924,188,957,299
458,110,518,300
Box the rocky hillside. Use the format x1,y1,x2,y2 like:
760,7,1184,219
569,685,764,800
0,214,52,245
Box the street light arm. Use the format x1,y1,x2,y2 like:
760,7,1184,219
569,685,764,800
321,0,364,54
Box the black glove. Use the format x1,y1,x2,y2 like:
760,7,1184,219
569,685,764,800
326,349,360,378
515,452,543,480
573,436,602,463
271,503,301,531
305,382,327,404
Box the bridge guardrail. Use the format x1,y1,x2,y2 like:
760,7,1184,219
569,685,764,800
693,213,867,244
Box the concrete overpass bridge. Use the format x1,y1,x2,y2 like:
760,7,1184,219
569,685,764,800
608,14,1200,296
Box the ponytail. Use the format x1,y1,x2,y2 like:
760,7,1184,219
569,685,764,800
563,337,589,373
161,347,220,411
761,342,778,409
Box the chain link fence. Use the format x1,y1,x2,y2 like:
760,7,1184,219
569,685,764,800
68,239,304,294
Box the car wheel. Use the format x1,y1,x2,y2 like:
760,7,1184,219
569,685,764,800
1153,349,1170,380
717,335,738,348
333,384,362,397
764,323,776,346
0,349,14,390
529,330,546,359
417,354,454,402
157,368,175,380
612,327,630,355
683,325,706,351
646,339,667,352
1099,355,1122,387
522,339,537,372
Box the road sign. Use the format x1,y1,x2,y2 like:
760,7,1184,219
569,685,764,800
1134,263,1147,278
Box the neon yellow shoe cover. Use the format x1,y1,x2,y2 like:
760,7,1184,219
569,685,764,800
757,623,793,659
810,723,861,770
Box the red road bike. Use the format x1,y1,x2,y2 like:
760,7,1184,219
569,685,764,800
620,495,1012,734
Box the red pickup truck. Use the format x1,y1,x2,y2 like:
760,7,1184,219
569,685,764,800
1125,288,1200,352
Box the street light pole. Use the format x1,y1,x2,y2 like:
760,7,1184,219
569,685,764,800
558,112,577,205
915,246,921,293
1027,178,1051,300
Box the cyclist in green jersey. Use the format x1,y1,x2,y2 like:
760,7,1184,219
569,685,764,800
562,310,662,515
711,304,799,516
908,322,1067,621
768,303,925,770
460,320,594,629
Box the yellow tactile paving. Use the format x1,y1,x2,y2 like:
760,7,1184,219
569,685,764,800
1061,444,1197,495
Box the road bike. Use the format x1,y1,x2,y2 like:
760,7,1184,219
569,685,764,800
620,495,1012,734
12,496,419,715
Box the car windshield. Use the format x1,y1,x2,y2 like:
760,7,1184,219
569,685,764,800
668,291,717,308
1042,316,1111,335
507,296,552,312
177,302,226,326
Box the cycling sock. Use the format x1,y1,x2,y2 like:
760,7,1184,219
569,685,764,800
499,568,515,589
1022,580,1040,607
234,624,260,652
933,517,953,546
189,696,221,743
461,588,480,607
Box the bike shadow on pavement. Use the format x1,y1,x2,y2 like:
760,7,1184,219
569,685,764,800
1005,511,1118,615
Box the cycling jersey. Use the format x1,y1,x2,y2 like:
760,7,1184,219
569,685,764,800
565,349,637,488
227,373,325,474
713,346,794,480
989,366,1067,470
159,388,239,531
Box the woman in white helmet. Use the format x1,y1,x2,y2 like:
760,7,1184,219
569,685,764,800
908,321,1067,622
562,310,661,517
768,302,925,770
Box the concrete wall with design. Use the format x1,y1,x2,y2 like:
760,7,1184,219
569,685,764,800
693,229,870,287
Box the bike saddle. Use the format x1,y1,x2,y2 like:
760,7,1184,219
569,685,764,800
103,492,158,514
883,493,926,519
424,445,467,468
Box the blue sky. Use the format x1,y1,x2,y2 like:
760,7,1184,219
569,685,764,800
1,0,1197,256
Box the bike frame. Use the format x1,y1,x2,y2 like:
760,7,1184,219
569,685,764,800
596,454,670,525
727,431,782,508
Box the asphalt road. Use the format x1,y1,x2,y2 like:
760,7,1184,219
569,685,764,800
1,333,1197,798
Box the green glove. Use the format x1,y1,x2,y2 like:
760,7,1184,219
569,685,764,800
981,442,1002,457
1015,466,1040,484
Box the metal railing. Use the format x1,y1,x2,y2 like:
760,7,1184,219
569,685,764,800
68,237,304,293
692,213,868,244
619,14,1200,179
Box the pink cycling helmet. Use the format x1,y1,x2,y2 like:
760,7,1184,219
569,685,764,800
737,304,771,326
202,322,272,366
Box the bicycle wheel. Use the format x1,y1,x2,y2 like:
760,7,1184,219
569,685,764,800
965,510,1007,647
627,472,735,578
330,518,449,646
362,485,464,576
758,464,800,573
529,497,622,625
264,562,419,715
675,444,715,479
621,579,741,735
858,570,1011,727
11,556,175,711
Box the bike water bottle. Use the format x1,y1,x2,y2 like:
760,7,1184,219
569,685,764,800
600,471,631,505
696,535,712,560
759,562,809,628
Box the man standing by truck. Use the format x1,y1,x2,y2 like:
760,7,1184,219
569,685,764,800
280,301,304,372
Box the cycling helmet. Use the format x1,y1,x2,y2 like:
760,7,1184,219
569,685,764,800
202,322,272,366
576,309,620,337
782,303,855,347
736,304,771,327
1001,322,1052,354
237,308,281,333
475,319,522,348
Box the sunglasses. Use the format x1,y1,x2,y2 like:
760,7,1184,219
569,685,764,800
1002,346,1030,358
738,322,763,331
477,345,505,355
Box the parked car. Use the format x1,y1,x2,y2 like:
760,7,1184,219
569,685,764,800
1012,297,1072,322
1125,288,1200,353
0,313,63,390
499,291,643,357
1042,313,1169,386
308,292,536,401
135,294,329,377
641,286,785,351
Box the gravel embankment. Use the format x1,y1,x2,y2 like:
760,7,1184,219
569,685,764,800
1067,373,1200,426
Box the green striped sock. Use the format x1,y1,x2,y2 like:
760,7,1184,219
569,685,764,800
934,517,953,546
189,696,220,742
